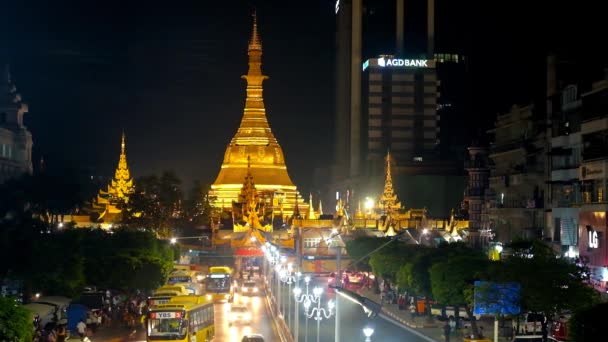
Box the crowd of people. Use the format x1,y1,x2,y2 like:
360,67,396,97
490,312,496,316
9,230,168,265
31,291,150,342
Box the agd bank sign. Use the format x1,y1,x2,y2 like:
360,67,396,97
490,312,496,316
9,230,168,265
363,57,435,71
378,57,429,67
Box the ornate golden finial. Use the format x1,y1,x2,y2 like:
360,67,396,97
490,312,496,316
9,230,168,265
308,193,316,219
249,10,262,51
319,199,323,216
121,130,126,154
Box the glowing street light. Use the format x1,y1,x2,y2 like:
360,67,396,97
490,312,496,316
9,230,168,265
170,237,177,244
364,197,375,213
363,327,374,341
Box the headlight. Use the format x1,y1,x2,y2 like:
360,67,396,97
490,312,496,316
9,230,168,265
206,294,212,300
253,287,258,292
244,313,252,320
224,294,229,299
243,288,248,292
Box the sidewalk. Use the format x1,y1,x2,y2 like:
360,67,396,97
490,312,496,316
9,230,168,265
66,324,146,342
356,287,513,342
357,287,448,342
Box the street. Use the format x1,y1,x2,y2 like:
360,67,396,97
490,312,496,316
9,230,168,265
213,293,281,342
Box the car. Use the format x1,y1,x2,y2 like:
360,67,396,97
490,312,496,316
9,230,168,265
229,305,252,325
241,281,260,295
241,334,265,342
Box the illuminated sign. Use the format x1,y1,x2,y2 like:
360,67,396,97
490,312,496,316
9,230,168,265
210,274,227,278
150,311,182,319
378,57,428,67
589,230,599,249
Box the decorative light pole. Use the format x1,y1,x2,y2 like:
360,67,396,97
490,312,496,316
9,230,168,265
279,263,299,334
304,287,335,342
294,276,318,342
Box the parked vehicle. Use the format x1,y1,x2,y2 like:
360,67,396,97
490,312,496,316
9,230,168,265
240,281,260,296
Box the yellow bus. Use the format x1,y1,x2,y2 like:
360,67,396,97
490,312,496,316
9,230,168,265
205,266,235,303
167,270,204,295
148,285,192,306
147,296,214,342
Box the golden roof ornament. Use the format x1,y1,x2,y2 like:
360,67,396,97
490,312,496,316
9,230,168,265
308,193,316,219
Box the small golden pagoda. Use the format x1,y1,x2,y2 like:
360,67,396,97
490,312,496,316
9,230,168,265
67,132,136,228
93,132,135,221
377,151,402,215
210,13,307,219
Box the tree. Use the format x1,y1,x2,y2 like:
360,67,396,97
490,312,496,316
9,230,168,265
183,180,212,229
569,302,608,341
344,236,393,272
124,171,183,237
0,297,33,342
429,255,489,338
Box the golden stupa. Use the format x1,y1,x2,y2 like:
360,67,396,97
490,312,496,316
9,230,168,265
210,14,307,218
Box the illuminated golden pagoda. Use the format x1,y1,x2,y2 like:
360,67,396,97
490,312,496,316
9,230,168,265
98,132,134,204
377,151,402,214
210,13,307,218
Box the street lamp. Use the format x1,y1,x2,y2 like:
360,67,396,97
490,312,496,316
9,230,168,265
170,237,177,244
279,263,299,336
294,276,318,342
364,197,375,215
363,327,374,342
305,287,335,342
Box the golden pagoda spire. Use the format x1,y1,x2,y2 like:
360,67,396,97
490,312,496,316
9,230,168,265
233,10,273,145
211,12,303,220
378,150,401,214
107,131,134,202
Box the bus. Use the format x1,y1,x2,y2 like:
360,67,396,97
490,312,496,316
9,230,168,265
147,296,214,342
148,285,192,306
205,266,234,302
167,270,204,295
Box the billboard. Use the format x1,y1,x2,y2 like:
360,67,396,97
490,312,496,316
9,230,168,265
473,281,521,315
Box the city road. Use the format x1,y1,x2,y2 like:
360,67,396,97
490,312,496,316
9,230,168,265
213,293,280,342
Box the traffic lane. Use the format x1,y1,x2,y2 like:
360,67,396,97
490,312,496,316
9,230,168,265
213,293,280,342
293,294,431,342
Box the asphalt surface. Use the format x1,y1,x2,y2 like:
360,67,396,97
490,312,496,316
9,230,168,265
213,292,281,342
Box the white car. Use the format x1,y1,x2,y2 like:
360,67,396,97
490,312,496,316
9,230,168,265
229,305,252,325
241,281,260,296
242,334,265,342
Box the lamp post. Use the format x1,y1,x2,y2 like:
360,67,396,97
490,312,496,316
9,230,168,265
363,327,374,342
305,287,335,342
294,276,317,342
279,264,299,334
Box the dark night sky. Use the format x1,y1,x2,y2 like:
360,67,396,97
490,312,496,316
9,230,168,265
1,0,606,193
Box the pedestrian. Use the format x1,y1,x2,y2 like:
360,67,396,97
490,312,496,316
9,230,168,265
449,316,456,332
56,325,67,342
398,295,406,310
443,322,451,342
409,304,417,320
77,319,87,340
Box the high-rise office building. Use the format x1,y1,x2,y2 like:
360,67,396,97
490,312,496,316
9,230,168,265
327,0,466,217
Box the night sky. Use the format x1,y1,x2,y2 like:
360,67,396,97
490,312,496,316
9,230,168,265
1,0,606,193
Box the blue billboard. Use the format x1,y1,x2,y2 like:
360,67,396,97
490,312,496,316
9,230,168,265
473,281,521,315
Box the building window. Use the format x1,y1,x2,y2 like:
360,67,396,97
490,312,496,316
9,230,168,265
413,156,423,162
